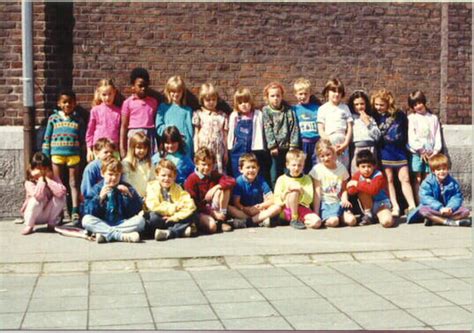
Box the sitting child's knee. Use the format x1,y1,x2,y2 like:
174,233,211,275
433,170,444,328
325,217,339,227
380,217,394,228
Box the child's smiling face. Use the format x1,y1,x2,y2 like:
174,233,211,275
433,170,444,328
318,148,337,168
57,95,76,116
134,143,148,161
374,98,388,114
196,158,214,176
286,158,305,177
327,89,342,105
99,86,116,106
238,101,252,114
353,97,366,114
295,89,310,104
413,102,427,115
240,161,259,182
164,140,179,154
203,96,218,111
267,87,283,109
157,167,176,189
169,89,183,104
132,78,148,99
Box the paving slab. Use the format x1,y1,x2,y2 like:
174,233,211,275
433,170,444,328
246,275,305,288
408,306,472,326
438,266,473,278
28,296,88,312
237,267,292,278
353,251,396,261
151,304,217,323
298,272,355,285
363,280,429,296
437,290,472,306
88,307,153,326
89,272,141,285
22,310,87,329
156,320,224,330
311,253,354,263
329,294,398,312
139,269,192,282
0,297,29,313
0,263,42,274
285,312,361,330
144,279,200,293
282,264,335,276
205,288,265,304
212,301,278,319
90,260,136,272
136,259,180,270
257,285,320,301
413,278,471,292
89,282,144,296
90,323,156,330
431,247,472,257
393,250,436,259
32,285,88,298
310,283,374,298
190,268,242,280
384,291,455,309
89,294,149,310
348,309,425,329
222,316,293,330
267,254,312,264
42,261,89,273
270,297,340,316
195,277,252,290
147,290,208,307
394,268,454,280
224,255,266,267
0,312,23,329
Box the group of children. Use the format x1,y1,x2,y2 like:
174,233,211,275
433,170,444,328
20,67,471,242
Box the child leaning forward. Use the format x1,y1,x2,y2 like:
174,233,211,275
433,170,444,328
144,159,197,241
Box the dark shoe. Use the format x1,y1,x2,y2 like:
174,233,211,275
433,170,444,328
359,214,373,226
96,234,107,244
445,218,472,227
458,218,472,227
424,218,432,227
232,218,247,229
290,219,306,230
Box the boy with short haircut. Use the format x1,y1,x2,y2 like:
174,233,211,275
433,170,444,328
407,153,471,227
292,78,320,173
347,150,394,227
228,153,281,228
184,147,236,233
82,157,145,243
274,149,321,230
144,159,196,241
80,138,116,199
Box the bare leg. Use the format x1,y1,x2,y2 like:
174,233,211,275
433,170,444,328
251,205,281,223
304,213,321,229
343,211,357,226
325,216,339,228
412,172,422,205
383,167,399,215
358,192,373,212
197,213,218,234
228,205,250,219
398,166,416,209
68,165,80,209
285,191,300,220
377,208,394,228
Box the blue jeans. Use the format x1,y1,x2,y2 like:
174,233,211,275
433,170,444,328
270,149,287,188
82,214,145,242
145,212,193,239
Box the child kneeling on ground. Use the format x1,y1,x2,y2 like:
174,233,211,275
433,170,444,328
184,147,236,233
228,153,281,228
274,149,321,230
407,153,471,227
82,157,145,243
346,150,394,227
144,159,197,241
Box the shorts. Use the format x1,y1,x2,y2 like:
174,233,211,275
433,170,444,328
283,205,314,221
320,202,343,221
410,154,431,173
51,155,80,166
372,198,392,214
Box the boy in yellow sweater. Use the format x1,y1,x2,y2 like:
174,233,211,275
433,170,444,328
144,159,196,241
274,149,321,230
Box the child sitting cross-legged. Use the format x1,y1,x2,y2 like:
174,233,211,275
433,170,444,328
407,153,471,227
82,157,145,243
228,153,281,228
346,149,394,227
144,159,197,241
184,147,236,233
274,149,322,230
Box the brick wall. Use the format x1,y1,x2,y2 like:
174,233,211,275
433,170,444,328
0,2,472,126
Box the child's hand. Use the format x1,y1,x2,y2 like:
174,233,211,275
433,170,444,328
204,189,215,202
99,186,112,201
86,148,95,163
341,199,352,209
347,180,358,188
117,184,131,197
335,144,344,155
30,168,43,180
245,206,260,216
359,111,371,125
254,203,264,211
270,148,279,157
213,210,226,222
440,207,453,216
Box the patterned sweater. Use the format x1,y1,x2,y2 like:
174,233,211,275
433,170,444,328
262,105,299,151
42,110,83,157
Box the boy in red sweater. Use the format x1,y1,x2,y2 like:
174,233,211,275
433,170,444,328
347,150,394,227
184,147,236,233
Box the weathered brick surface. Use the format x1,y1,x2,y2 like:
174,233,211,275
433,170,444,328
0,2,471,125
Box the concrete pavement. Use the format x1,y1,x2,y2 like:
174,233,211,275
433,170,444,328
0,218,472,330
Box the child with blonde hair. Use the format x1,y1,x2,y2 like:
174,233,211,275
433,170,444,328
310,139,357,227
227,88,267,179
292,78,320,173
122,132,155,198
20,152,67,235
372,89,416,217
228,153,281,228
144,159,196,241
407,90,442,199
120,68,158,158
192,83,229,174
317,79,353,170
274,149,321,230
262,82,299,187
155,75,194,159
85,79,121,162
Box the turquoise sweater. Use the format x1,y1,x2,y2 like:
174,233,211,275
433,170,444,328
42,110,83,157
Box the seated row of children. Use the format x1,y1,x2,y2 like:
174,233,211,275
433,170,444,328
21,134,471,241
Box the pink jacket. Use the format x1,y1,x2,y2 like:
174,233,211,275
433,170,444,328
86,103,121,147
21,177,67,214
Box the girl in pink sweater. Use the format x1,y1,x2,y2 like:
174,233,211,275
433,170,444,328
21,152,67,235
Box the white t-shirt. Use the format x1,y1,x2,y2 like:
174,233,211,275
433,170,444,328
317,102,353,136
309,161,349,204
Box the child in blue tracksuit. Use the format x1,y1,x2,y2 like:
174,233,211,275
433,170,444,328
407,153,471,227
82,157,145,243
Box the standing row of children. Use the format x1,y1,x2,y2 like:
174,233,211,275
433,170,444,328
20,67,471,239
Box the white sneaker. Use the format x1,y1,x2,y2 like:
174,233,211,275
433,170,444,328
184,226,192,237
232,218,247,229
154,229,169,241
261,218,272,228
121,232,140,243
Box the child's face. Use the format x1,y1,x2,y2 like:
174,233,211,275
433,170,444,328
295,89,310,104
327,89,342,105
169,89,183,104
286,158,305,177
358,162,375,178
318,148,337,168
353,97,366,114
237,100,252,114
57,95,76,115
96,146,114,161
132,78,148,99
164,140,179,154
102,170,121,187
413,102,427,115
433,166,449,182
99,86,116,105
134,143,148,161
374,98,388,114
240,161,259,182
157,167,176,189
203,96,217,111
195,158,214,176
267,88,283,109
30,166,47,180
